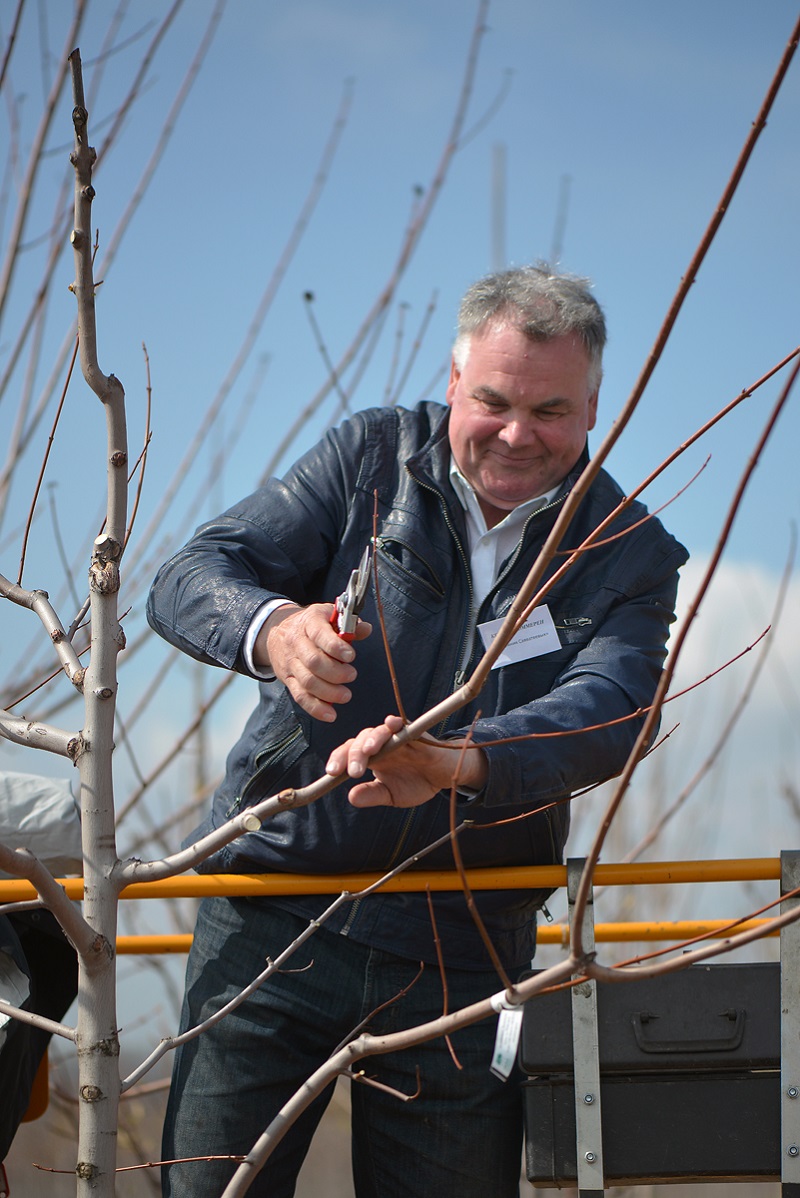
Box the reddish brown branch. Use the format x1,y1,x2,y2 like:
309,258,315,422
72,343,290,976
16,336,79,584
123,342,153,547
622,530,797,863
426,887,462,1069
260,0,491,478
570,351,800,957
447,723,514,992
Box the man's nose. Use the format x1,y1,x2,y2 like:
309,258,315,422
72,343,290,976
499,419,536,448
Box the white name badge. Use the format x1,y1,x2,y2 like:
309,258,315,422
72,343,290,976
490,1005,524,1081
478,605,561,668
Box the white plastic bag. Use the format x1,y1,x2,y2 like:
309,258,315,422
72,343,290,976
0,771,82,876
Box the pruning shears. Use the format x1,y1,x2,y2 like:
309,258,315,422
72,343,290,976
329,544,371,642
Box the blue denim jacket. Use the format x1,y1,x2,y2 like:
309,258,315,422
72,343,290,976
147,403,688,969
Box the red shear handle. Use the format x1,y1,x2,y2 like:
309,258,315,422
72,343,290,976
330,546,371,642
330,600,357,642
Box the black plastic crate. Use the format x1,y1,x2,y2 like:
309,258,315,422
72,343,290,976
520,962,781,1186
524,1071,781,1184
520,961,779,1074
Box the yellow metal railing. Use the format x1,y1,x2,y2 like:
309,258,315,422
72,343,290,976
0,856,781,905
112,920,777,954
0,858,783,951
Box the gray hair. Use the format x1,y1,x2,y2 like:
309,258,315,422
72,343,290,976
452,263,606,390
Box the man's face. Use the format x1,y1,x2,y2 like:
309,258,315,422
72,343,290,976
446,325,598,528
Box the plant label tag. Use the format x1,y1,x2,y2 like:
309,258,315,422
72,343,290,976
490,1006,524,1081
478,605,560,668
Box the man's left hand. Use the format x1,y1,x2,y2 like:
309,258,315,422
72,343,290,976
325,714,488,808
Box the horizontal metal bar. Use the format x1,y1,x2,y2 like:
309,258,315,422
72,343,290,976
537,918,778,944
0,856,782,904
115,918,779,955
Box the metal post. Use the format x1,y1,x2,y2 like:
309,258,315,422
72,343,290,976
781,850,800,1197
568,858,604,1196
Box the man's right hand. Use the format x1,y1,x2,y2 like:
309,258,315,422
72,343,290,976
254,603,372,723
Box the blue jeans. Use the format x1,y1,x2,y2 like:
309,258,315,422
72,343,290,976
162,897,524,1197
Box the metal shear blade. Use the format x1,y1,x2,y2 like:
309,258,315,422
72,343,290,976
332,544,371,640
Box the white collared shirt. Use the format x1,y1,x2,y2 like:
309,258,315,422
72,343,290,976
448,462,560,611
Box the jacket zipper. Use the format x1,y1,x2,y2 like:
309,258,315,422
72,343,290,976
225,726,304,819
489,491,566,602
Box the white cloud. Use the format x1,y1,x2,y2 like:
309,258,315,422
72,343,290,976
670,555,800,719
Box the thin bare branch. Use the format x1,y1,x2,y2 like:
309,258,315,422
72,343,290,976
220,955,578,1197
622,528,797,863
570,353,800,955
0,998,75,1043
260,0,491,477
114,671,235,826
16,334,78,583
382,301,408,405
0,571,84,686
120,69,352,584
347,1063,422,1102
0,0,26,96
121,825,465,1089
446,726,513,989
0,0,87,336
331,963,426,1059
386,289,439,408
458,66,513,150
0,843,96,957
47,482,83,611
123,342,153,547
425,888,461,1070
301,290,352,415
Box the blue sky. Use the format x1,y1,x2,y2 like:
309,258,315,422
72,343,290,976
4,2,798,562
2,1,799,933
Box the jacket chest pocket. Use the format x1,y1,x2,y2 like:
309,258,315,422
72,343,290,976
374,535,448,619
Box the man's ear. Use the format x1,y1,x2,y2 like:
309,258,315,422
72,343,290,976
587,387,599,431
445,358,460,407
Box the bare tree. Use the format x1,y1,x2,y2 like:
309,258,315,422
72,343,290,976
1,5,799,1197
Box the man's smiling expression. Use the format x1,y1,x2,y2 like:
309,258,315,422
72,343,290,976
446,324,598,527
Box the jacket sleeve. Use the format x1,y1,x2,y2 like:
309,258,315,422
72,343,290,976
146,419,367,675
447,531,687,809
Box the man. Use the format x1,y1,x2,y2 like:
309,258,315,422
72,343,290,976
148,265,688,1197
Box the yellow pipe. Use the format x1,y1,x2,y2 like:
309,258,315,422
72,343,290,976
115,918,778,955
537,918,777,944
117,935,194,954
0,857,782,904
